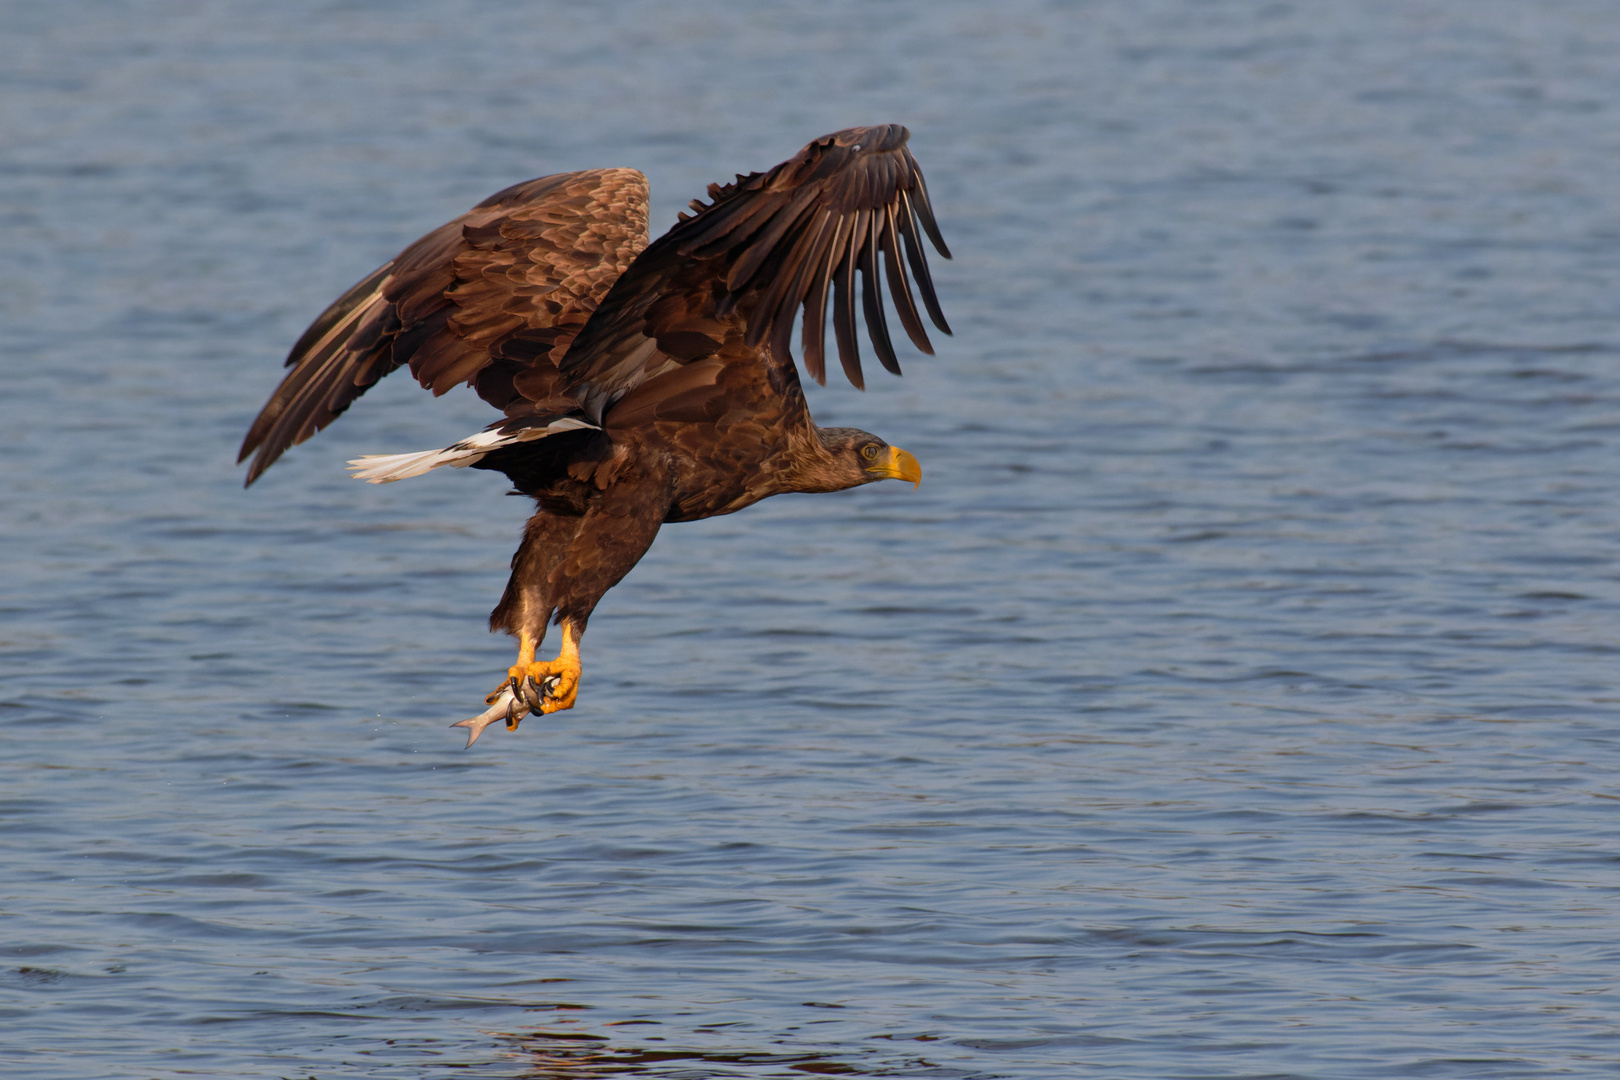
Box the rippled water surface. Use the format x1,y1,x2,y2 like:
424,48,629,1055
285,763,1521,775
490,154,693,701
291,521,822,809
5,2,1620,1077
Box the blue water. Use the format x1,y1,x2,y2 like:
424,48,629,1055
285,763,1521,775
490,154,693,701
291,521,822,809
4,2,1619,1077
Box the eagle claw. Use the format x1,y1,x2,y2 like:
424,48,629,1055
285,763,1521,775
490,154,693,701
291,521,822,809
504,686,526,732
519,674,561,712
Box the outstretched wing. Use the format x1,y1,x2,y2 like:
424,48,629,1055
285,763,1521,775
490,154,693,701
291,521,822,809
558,124,950,423
239,168,649,484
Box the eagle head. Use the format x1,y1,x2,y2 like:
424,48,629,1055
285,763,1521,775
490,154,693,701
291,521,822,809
813,427,922,491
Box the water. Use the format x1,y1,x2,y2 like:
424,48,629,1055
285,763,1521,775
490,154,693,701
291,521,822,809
4,2,1619,1076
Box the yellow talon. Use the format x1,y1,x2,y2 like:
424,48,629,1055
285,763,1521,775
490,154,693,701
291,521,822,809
504,622,582,719
520,659,581,714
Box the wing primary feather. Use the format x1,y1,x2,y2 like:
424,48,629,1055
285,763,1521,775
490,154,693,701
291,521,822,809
242,350,353,482
897,190,952,336
831,209,868,389
907,160,952,259
241,320,368,465
261,292,408,457
763,210,836,363
761,241,812,361
880,204,933,355
749,204,831,350
858,213,902,376
244,286,394,460
283,264,393,368
727,185,821,295
799,214,849,386
765,292,796,367
679,192,780,257
288,358,359,437
756,210,824,323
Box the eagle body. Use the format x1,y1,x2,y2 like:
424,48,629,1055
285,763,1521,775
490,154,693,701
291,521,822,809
241,125,949,745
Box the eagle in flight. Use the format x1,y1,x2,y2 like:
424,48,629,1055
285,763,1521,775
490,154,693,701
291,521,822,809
240,125,950,746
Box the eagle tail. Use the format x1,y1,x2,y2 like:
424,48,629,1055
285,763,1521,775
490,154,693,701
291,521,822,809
346,415,600,484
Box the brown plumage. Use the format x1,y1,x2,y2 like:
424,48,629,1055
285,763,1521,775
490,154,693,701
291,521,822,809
240,124,950,746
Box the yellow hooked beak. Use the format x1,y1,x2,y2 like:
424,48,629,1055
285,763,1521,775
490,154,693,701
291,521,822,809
866,445,922,488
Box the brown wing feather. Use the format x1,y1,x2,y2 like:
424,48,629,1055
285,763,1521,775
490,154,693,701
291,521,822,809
239,168,649,485
556,124,950,423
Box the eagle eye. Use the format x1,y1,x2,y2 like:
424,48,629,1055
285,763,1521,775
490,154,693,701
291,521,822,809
861,445,879,460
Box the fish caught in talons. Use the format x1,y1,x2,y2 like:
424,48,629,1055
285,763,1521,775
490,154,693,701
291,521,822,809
452,688,519,749
451,675,562,748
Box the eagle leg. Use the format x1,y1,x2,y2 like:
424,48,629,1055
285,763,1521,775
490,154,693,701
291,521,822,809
473,483,664,748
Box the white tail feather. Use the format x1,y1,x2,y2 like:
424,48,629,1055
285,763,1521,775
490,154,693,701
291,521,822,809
347,417,599,484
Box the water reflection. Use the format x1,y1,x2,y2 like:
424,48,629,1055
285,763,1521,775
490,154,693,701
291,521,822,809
464,1001,959,1079
503,1026,939,1078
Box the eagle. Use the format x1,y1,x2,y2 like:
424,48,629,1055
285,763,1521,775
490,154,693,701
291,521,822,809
240,124,950,746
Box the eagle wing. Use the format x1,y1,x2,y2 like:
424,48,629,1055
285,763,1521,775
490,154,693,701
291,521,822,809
238,168,649,484
556,124,950,425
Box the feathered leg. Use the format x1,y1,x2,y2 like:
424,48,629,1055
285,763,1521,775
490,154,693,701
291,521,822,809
455,513,578,747
456,486,664,747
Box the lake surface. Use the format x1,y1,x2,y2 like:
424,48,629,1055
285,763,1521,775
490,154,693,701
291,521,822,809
4,2,1619,1077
